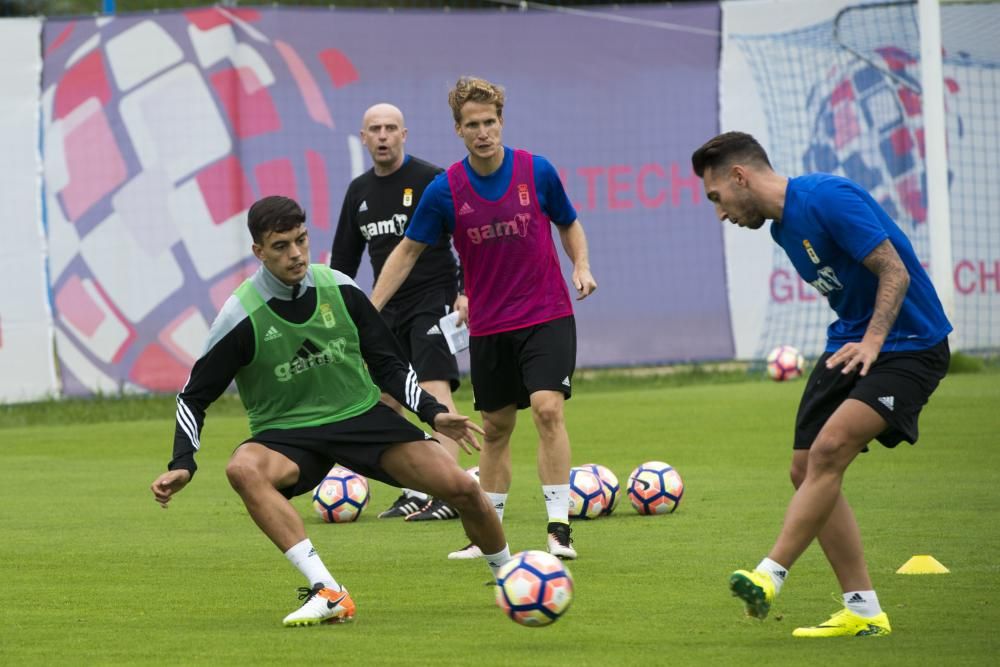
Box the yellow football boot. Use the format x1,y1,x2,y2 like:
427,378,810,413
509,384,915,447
729,569,775,620
792,608,892,638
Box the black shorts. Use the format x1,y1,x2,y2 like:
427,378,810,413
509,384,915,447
241,402,432,499
382,287,460,391
469,315,576,412
793,337,950,450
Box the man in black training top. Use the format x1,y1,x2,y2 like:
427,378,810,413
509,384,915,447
331,103,467,522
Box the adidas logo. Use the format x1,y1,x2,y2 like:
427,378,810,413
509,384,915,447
561,376,571,388
878,395,895,411
297,339,324,359
426,325,442,335
307,547,317,558
358,200,368,213
458,202,475,216
847,592,866,604
775,569,787,580
264,326,283,341
275,338,347,382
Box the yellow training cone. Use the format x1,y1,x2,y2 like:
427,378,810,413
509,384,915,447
896,555,950,574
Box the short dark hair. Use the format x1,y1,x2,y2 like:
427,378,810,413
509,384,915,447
247,196,307,244
691,131,772,178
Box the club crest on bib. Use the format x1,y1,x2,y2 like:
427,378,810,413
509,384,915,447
320,303,336,328
518,183,530,206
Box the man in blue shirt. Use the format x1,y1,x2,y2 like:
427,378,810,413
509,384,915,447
692,132,951,638
372,77,597,562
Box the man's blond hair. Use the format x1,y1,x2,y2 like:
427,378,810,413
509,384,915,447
448,76,505,124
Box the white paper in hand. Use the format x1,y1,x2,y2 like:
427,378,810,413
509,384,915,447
438,311,470,355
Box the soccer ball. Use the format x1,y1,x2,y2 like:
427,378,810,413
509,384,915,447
312,466,370,523
568,467,608,519
495,550,574,627
766,345,804,381
579,463,621,515
627,461,684,515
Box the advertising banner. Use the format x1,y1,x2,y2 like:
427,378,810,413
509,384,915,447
721,0,999,358
41,6,725,396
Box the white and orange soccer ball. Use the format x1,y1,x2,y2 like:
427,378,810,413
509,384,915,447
766,345,805,381
312,466,370,523
579,463,621,515
627,461,684,515
495,550,574,627
568,466,609,519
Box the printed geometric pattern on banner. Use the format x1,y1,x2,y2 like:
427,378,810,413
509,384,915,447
733,1,999,358
41,6,727,397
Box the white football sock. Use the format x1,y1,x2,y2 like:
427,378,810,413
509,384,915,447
483,544,513,578
756,557,788,595
844,590,882,618
486,492,508,522
285,538,339,591
542,484,570,524
402,489,429,502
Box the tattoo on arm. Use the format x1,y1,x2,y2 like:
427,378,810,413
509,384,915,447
862,239,910,342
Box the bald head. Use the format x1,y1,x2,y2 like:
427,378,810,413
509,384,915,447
360,103,408,176
362,103,404,129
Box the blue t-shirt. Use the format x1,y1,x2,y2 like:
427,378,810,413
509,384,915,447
405,147,578,244
773,173,951,352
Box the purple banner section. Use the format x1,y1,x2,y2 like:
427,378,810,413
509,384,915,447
42,5,725,395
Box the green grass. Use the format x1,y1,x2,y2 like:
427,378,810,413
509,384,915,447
1,372,998,665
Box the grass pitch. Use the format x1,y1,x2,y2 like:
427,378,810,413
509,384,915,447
1,370,998,665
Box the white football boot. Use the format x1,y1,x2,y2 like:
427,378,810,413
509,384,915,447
447,543,484,560
546,522,577,560
282,585,356,627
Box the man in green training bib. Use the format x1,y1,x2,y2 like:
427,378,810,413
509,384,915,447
150,195,512,627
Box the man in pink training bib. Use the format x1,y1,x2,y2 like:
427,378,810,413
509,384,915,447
371,76,597,561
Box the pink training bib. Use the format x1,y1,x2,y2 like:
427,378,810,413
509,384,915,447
447,149,573,336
